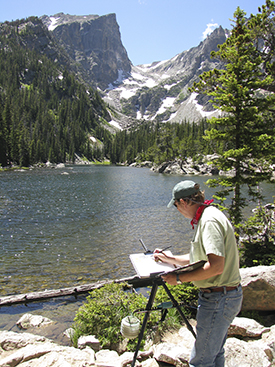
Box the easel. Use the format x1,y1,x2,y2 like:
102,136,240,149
131,276,196,367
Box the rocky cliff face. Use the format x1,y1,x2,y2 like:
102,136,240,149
41,13,132,91
105,26,228,124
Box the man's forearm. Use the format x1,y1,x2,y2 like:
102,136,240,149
153,252,190,266
162,254,225,285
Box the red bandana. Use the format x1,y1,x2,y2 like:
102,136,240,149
190,199,214,229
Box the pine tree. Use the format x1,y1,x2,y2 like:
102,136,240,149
0,101,8,166
190,4,275,227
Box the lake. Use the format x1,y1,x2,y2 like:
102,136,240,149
0,165,274,343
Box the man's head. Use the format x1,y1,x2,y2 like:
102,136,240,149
167,180,204,208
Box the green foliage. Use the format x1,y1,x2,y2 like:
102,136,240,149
239,202,275,267
190,3,275,227
72,282,185,351
109,119,219,165
155,282,199,320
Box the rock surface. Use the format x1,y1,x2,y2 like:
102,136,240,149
151,156,221,176
150,157,275,179
0,317,275,366
41,13,132,91
16,313,54,329
240,265,275,311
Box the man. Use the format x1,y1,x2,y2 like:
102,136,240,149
154,180,243,367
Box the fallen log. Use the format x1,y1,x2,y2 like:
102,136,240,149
0,275,154,307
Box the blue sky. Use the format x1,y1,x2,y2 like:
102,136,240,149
0,0,265,65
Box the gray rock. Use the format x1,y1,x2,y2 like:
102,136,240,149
262,325,275,361
153,342,190,367
78,335,101,352
240,265,275,311
16,313,54,329
224,338,272,367
228,317,270,338
0,341,58,367
140,358,159,367
151,158,219,176
0,332,95,367
0,330,48,351
95,349,121,367
63,327,75,340
41,13,132,91
19,346,95,367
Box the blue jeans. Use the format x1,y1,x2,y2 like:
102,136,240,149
189,285,243,367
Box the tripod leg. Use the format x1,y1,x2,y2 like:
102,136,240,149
131,280,159,367
160,309,168,322
161,280,196,339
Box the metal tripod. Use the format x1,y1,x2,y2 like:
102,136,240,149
131,277,196,367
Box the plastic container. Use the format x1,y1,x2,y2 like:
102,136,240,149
120,315,140,339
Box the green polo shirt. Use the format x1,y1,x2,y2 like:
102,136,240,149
189,206,241,288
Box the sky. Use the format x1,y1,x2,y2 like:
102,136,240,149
0,0,265,66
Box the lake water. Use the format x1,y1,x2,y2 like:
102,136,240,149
1,165,274,343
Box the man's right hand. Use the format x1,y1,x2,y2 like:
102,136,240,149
153,249,173,263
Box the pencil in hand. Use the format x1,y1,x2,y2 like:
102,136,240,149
154,246,172,262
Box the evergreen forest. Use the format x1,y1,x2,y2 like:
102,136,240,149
0,18,112,167
109,119,223,165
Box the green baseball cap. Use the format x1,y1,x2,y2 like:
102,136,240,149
167,180,199,208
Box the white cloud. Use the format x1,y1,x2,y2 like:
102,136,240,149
202,22,219,40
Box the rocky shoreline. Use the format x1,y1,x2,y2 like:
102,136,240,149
130,155,275,179
0,317,274,367
0,266,275,366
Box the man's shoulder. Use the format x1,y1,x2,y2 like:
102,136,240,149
202,205,228,222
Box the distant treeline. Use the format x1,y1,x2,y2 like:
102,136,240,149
109,119,225,165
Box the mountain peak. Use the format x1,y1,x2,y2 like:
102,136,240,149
40,13,131,90
41,13,100,31
104,26,227,125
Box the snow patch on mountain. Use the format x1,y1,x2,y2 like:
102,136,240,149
109,120,123,130
48,16,60,31
188,93,219,118
156,97,176,116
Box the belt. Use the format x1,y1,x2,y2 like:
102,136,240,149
200,285,239,293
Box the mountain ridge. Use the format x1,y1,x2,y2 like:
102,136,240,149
104,26,228,125
38,12,229,128
1,13,228,130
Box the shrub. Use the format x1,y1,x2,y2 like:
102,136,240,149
155,282,199,320
72,281,195,351
239,203,275,267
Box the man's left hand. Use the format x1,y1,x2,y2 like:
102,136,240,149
161,273,178,285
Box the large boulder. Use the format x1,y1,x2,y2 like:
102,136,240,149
224,338,272,367
228,317,270,338
0,330,47,351
240,265,275,311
